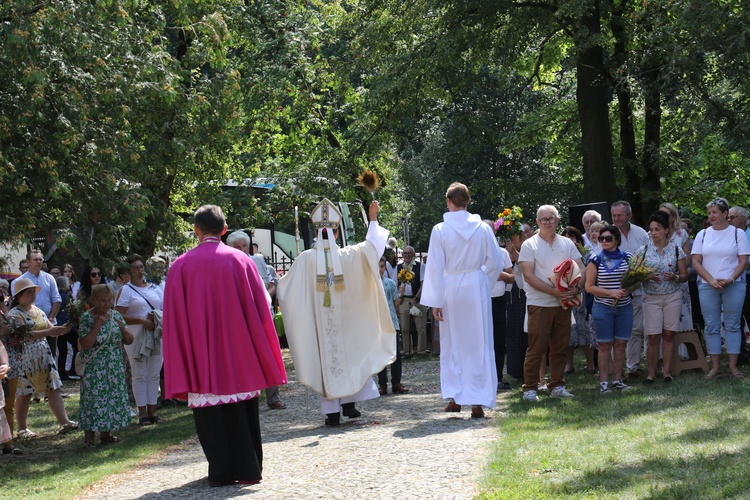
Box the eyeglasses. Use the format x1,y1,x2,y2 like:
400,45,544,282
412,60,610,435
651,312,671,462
728,215,739,220
599,235,615,242
538,217,559,224
90,272,101,277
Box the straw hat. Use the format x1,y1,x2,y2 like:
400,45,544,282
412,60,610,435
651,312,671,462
12,278,41,297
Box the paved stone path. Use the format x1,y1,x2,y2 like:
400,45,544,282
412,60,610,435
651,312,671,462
79,356,501,499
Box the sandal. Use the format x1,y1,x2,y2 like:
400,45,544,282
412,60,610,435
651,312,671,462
84,441,96,449
17,428,37,439
149,415,162,424
730,370,744,379
2,446,23,455
704,371,722,381
100,435,122,444
58,421,79,434
269,401,286,410
139,417,153,426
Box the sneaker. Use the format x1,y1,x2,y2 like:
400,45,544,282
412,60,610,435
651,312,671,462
599,381,611,393
611,380,630,390
522,390,539,402
550,386,574,398
497,380,512,392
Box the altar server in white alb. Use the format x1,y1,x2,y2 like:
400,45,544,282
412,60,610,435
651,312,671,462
421,182,503,419
277,199,396,426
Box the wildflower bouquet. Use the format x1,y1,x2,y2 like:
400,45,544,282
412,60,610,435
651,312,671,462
0,311,34,341
612,250,653,307
494,206,524,238
65,299,87,328
398,268,415,284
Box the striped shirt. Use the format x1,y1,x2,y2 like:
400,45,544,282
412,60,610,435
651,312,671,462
590,252,633,307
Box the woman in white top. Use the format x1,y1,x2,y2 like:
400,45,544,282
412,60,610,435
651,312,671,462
115,255,164,424
691,197,750,380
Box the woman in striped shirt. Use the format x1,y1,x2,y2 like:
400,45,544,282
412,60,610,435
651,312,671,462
585,226,633,393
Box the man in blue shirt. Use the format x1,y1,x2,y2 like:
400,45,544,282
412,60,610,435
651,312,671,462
20,249,62,357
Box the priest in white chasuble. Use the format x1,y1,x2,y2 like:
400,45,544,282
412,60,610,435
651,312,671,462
277,199,396,426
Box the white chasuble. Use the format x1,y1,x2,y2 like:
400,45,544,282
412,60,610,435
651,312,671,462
278,222,396,399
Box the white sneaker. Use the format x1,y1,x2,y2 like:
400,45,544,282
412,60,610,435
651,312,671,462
611,380,630,390
599,381,611,394
523,390,539,402
550,386,574,398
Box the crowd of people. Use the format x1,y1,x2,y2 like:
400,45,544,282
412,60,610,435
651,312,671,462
1,188,749,488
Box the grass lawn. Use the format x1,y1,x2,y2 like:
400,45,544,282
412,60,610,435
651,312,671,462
0,386,195,499
480,366,750,499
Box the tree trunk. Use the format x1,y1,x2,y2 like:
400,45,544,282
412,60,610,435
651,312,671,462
575,3,617,206
641,62,662,220
611,0,641,224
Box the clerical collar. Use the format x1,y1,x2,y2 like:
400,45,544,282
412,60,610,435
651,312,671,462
200,236,221,244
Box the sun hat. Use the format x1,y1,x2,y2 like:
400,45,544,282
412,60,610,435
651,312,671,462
12,278,41,297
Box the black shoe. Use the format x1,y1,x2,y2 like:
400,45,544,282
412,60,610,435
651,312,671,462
564,368,575,375
497,381,512,392
341,403,361,418
324,412,340,426
643,378,655,385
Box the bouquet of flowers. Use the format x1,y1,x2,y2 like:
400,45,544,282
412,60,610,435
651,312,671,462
0,311,34,342
397,268,414,284
612,250,653,307
494,206,524,237
65,299,87,328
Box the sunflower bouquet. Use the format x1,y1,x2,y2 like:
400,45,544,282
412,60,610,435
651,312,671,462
494,206,524,238
398,268,415,284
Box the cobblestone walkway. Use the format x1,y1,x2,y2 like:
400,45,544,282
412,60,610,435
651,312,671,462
79,357,500,499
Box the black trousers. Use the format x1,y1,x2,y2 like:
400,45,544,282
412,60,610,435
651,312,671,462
193,397,263,483
378,331,403,386
492,296,508,381
57,330,79,376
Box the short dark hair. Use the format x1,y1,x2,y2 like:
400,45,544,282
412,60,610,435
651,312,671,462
26,249,43,261
194,205,226,235
648,211,670,231
600,225,622,246
561,226,584,246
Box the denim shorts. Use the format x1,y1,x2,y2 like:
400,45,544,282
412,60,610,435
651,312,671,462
591,301,634,343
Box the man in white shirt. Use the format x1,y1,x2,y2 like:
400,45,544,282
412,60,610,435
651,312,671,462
519,205,586,401
610,200,650,378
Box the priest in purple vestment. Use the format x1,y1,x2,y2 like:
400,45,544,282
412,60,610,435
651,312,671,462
162,204,287,487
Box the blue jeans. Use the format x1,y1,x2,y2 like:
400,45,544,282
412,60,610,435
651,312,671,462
592,302,634,343
698,280,746,355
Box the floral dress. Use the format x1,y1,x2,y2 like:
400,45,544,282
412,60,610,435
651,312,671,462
78,311,131,432
670,229,694,332
9,306,63,396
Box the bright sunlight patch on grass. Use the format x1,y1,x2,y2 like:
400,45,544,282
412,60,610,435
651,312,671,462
480,369,750,499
